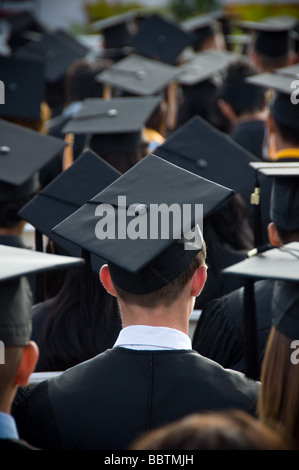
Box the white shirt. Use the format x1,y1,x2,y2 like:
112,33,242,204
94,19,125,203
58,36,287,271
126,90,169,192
0,412,19,440
113,325,192,351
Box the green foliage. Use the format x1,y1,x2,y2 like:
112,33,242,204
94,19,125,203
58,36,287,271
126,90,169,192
167,0,221,21
85,0,144,23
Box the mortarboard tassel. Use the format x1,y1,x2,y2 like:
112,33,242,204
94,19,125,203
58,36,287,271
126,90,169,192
80,248,93,328
250,173,263,247
34,229,45,303
63,133,74,171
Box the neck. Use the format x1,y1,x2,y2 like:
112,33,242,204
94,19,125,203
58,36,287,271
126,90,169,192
119,296,195,336
274,136,299,153
234,109,267,127
0,221,26,237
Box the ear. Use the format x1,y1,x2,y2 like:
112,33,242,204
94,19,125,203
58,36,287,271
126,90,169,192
15,341,39,387
217,99,236,123
190,265,207,298
267,222,283,247
99,264,117,297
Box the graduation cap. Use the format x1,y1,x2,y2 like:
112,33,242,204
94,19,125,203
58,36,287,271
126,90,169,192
238,16,297,58
96,53,181,96
249,162,299,233
128,14,192,65
19,149,121,273
0,119,65,201
180,12,221,51
61,95,162,153
51,153,234,294
154,115,259,203
246,71,299,128
15,30,88,83
0,56,45,120
91,10,139,49
0,244,84,347
223,241,299,379
177,49,240,86
5,10,45,52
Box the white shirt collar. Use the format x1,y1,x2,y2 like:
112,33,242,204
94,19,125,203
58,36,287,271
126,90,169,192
113,325,192,351
0,412,19,440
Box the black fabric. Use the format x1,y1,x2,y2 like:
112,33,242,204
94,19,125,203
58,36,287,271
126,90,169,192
193,279,275,376
232,120,265,160
15,347,259,450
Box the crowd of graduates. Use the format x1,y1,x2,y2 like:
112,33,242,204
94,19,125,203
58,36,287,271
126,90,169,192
0,4,299,452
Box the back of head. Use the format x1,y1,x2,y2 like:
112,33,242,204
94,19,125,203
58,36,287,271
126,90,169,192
220,58,267,116
129,409,289,450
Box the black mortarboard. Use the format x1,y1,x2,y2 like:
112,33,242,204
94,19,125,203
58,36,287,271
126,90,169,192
19,149,120,272
5,11,45,52
91,10,139,49
223,241,299,379
238,16,297,58
180,12,220,51
128,14,192,65
0,119,65,201
246,71,299,127
15,30,88,83
0,244,84,347
51,153,234,294
61,95,161,152
96,53,181,96
177,49,240,86
249,162,299,231
154,115,259,203
0,56,45,120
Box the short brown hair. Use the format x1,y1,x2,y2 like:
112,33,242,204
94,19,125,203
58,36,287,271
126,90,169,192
113,242,206,309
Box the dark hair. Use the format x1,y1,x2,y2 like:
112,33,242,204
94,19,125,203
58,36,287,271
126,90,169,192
220,59,267,116
0,194,33,227
64,58,111,106
113,248,206,309
35,267,122,371
273,117,299,146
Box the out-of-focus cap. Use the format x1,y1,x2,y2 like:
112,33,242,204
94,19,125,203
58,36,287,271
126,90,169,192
154,115,259,201
246,71,299,126
0,119,65,201
19,149,121,272
249,162,299,231
128,14,192,65
61,95,161,153
51,153,234,293
91,10,140,49
0,56,45,120
238,16,297,58
15,30,88,82
96,53,181,96
177,49,240,85
223,242,299,281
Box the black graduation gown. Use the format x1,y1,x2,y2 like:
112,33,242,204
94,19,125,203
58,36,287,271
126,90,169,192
192,279,274,376
232,120,265,160
15,347,259,450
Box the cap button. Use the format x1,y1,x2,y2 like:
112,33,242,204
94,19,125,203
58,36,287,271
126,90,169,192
197,159,208,169
135,204,147,216
0,145,11,156
157,34,167,45
135,70,147,80
107,108,118,117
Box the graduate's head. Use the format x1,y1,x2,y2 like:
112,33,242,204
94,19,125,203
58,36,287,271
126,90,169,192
51,154,234,309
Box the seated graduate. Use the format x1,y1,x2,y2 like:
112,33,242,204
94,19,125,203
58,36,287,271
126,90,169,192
14,154,259,451
0,245,83,449
19,150,123,372
217,58,268,160
193,163,299,378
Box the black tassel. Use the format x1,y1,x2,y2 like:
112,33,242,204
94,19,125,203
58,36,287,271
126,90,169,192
80,249,92,328
34,229,45,304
